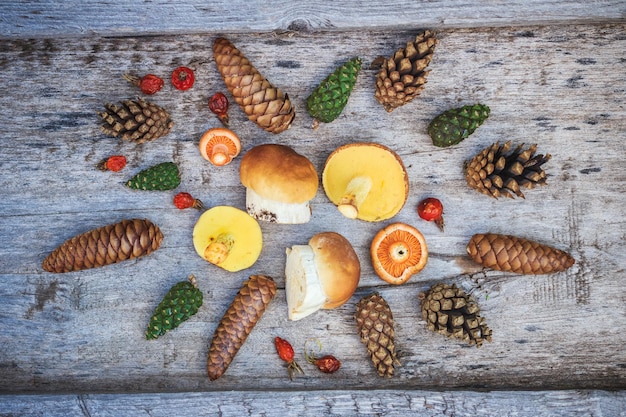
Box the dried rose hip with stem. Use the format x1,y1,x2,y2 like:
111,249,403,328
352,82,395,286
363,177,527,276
173,192,205,210
304,339,341,374
123,73,164,95
209,92,230,126
171,66,195,90
417,197,444,231
274,336,303,380
97,155,127,172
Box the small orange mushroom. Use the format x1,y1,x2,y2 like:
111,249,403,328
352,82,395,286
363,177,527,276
370,222,428,285
198,127,241,166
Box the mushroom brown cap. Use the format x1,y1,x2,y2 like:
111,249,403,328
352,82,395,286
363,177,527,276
240,144,319,204
309,232,361,309
322,142,409,222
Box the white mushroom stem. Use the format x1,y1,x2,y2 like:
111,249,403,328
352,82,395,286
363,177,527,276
285,245,326,321
246,187,312,224
210,143,232,166
338,176,372,219
204,233,234,265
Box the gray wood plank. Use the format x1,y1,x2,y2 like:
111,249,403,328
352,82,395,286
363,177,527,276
0,390,624,416
0,0,625,39
0,22,625,398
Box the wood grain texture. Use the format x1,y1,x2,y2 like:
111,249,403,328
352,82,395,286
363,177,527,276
1,0,625,39
0,19,625,414
0,390,624,417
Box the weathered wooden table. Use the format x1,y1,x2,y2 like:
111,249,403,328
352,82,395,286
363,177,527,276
1,1,625,415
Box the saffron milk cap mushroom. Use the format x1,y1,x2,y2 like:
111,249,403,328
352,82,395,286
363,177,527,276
198,127,241,166
370,222,428,284
192,206,263,272
322,143,409,221
239,144,319,224
285,232,360,321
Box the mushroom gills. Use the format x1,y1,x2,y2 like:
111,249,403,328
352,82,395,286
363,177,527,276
285,245,326,321
338,176,372,219
246,187,312,224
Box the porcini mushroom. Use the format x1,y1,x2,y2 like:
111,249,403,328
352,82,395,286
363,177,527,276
192,206,262,272
370,222,428,285
285,232,360,321
239,144,319,224
198,127,241,166
322,143,409,222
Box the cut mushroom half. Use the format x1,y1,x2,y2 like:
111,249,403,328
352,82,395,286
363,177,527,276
322,143,409,222
370,222,428,285
199,127,241,166
192,206,262,272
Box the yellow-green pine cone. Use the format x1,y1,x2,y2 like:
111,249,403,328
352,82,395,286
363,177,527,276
466,233,575,274
428,104,490,147
126,162,181,191
146,275,203,340
306,57,362,123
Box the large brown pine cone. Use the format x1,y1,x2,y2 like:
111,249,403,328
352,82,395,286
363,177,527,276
99,98,173,143
213,37,295,134
374,30,438,112
42,219,163,273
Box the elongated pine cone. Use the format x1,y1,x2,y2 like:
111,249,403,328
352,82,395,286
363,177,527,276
467,233,575,274
207,275,277,381
419,283,492,347
99,98,173,143
42,219,163,273
465,141,551,199
374,30,438,112
355,293,399,378
213,37,295,134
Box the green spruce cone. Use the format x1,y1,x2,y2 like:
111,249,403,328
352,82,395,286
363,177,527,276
428,104,490,148
126,162,181,191
306,57,362,123
146,275,203,340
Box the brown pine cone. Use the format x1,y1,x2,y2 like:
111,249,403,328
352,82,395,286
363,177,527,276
419,283,492,347
464,141,551,199
99,98,173,143
213,37,295,134
467,233,575,274
42,219,163,273
374,30,438,112
355,293,399,378
207,275,277,381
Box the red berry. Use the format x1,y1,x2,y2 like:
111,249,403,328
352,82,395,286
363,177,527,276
274,337,303,380
173,192,205,211
171,66,195,90
208,92,229,126
97,155,126,172
123,73,164,95
417,197,444,231
311,355,342,374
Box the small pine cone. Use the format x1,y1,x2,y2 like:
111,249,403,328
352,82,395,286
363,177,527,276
419,283,492,347
146,275,203,340
125,161,181,191
213,37,295,134
467,233,575,274
355,293,399,378
429,104,490,148
465,141,551,199
207,275,277,381
99,98,173,143
42,219,163,273
374,30,438,112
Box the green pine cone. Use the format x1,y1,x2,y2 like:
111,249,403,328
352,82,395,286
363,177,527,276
428,104,490,148
306,57,362,123
146,275,203,340
126,162,181,191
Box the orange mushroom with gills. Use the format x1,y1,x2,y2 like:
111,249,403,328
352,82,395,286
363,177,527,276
198,127,241,167
192,206,263,272
322,143,409,222
370,222,428,285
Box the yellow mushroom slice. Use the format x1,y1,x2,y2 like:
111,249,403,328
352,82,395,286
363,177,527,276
198,127,241,167
240,144,319,224
322,143,409,222
370,222,428,285
192,206,263,272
